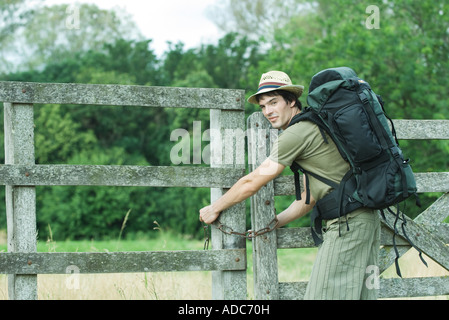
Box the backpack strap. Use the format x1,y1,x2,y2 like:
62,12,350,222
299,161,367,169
290,161,340,205
354,80,411,199
290,108,331,144
377,94,399,146
290,162,310,203
290,162,364,245
381,205,428,278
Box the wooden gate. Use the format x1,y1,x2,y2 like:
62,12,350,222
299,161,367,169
248,111,449,299
0,81,247,300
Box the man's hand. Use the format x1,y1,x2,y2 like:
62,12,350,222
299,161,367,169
199,159,285,225
199,205,220,224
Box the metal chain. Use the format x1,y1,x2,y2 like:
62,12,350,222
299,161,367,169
202,216,279,250
203,223,210,250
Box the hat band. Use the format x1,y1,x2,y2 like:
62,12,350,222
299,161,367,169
257,81,287,92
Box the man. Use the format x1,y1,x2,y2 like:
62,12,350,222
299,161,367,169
199,70,380,300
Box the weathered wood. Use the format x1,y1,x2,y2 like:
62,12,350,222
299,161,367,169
413,193,449,244
378,244,410,274
0,249,246,274
393,119,449,140
0,81,245,110
379,208,449,272
247,112,279,300
4,102,37,300
279,281,308,300
378,224,411,273
378,276,449,298
0,82,248,300
279,277,449,299
0,164,245,188
210,109,247,300
274,172,449,195
276,228,315,249
415,193,449,225
414,172,449,193
276,224,410,249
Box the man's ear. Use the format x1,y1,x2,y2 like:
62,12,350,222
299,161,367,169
289,100,296,108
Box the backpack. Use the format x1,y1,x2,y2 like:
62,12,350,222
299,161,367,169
288,67,426,276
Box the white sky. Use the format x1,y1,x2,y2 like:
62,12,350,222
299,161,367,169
43,0,223,57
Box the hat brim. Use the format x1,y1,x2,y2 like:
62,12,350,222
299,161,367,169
247,85,304,104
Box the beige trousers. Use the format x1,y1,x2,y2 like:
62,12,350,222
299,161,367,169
304,209,381,300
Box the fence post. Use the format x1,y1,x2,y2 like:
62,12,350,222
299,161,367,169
210,108,247,300
4,102,37,300
247,112,279,299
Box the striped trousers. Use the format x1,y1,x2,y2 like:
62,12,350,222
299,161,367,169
304,208,381,300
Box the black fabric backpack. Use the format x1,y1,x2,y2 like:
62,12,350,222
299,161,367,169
288,67,426,276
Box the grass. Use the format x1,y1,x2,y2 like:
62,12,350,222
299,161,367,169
0,228,317,300
0,228,447,300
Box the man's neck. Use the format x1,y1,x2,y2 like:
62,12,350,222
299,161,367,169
283,108,301,130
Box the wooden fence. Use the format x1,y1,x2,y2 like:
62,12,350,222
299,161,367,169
248,112,449,299
0,81,448,300
0,81,247,300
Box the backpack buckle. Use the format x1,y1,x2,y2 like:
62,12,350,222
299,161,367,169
390,146,400,158
359,91,369,105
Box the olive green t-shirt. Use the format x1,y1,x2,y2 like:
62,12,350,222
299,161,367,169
269,121,350,201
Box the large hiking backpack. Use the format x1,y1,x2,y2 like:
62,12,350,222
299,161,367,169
288,67,426,276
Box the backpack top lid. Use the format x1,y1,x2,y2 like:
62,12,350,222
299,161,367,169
307,67,359,110
308,67,358,93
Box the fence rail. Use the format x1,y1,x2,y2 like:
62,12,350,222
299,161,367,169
393,119,449,140
0,249,246,274
279,276,449,299
0,164,244,188
274,172,449,195
0,81,245,110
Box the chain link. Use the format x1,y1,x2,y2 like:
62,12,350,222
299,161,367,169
202,216,279,250
203,223,210,250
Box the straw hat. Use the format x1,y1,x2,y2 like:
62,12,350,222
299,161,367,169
247,70,304,104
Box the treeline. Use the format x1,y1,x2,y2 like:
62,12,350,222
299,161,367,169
0,0,447,240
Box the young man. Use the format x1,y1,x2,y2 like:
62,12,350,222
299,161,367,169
199,70,380,300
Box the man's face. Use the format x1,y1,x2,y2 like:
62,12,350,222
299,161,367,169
258,93,296,130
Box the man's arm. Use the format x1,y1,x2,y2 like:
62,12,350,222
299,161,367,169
199,158,285,224
276,178,316,227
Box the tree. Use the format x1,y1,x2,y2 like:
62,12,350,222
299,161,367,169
2,2,143,72
206,0,312,42
0,0,41,73
200,33,262,91
248,0,449,218
34,104,97,164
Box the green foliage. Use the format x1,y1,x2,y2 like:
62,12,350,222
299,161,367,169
35,104,97,164
12,3,142,71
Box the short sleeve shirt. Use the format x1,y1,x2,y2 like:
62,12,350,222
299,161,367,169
269,121,350,201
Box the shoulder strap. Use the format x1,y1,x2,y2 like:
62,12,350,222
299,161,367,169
290,162,308,203
288,109,341,204
354,80,410,199
290,162,341,203
289,108,330,143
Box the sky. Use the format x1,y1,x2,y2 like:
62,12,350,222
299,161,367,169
44,0,224,57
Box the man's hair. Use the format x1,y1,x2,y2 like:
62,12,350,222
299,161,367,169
255,90,302,110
